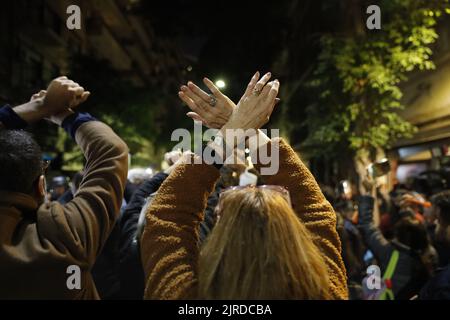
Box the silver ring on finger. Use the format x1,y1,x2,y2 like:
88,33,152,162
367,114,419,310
209,94,217,107
253,88,262,96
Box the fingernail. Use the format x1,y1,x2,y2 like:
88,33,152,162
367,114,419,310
181,86,187,91
266,72,271,76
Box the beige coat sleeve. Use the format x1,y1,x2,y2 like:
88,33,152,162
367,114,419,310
39,121,128,265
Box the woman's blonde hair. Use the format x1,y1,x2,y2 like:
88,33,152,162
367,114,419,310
198,188,331,299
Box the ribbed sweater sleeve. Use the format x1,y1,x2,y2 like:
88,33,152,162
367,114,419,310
255,138,348,299
141,162,220,299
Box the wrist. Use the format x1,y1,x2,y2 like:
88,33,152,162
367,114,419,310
198,132,228,170
50,110,75,126
12,98,46,124
32,97,46,117
61,112,97,139
164,165,175,175
218,123,249,150
247,129,270,156
218,123,232,139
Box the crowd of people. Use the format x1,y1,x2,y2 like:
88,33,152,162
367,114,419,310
0,73,448,300
327,174,450,300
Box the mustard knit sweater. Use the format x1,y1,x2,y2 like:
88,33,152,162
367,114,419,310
141,138,348,299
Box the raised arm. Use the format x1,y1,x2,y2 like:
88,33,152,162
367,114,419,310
0,77,128,266
57,116,129,264
355,164,392,262
142,72,280,299
178,72,347,298
140,156,219,299
357,195,392,262
0,76,89,130
252,134,348,300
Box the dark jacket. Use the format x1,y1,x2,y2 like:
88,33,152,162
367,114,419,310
124,181,139,204
358,196,429,299
419,264,450,299
89,180,142,300
199,186,220,244
118,172,168,299
90,223,122,299
0,121,128,299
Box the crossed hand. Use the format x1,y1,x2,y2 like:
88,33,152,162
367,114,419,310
178,71,280,131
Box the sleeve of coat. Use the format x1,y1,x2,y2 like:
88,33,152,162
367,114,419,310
140,162,219,299
38,121,129,266
255,138,348,299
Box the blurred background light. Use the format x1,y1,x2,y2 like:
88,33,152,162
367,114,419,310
215,79,226,89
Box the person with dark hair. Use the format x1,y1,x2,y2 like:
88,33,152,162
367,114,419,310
394,217,430,253
358,187,435,299
0,130,43,193
0,77,129,299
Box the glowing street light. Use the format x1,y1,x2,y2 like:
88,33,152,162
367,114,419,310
215,79,226,89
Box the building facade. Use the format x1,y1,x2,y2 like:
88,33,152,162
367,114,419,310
390,16,450,189
0,0,185,103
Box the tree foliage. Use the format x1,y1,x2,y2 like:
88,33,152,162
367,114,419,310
57,54,189,169
305,0,450,158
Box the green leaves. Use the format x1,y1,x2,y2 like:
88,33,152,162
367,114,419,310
304,0,448,156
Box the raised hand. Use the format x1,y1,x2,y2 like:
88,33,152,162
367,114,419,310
34,77,91,125
43,76,90,117
355,154,376,196
164,150,183,167
6,77,90,126
178,71,263,129
164,150,195,175
223,73,280,131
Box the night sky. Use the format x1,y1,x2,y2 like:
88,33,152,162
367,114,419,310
140,0,332,101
